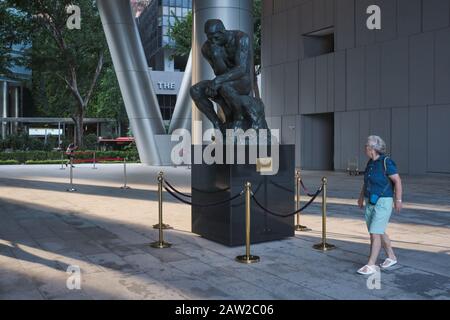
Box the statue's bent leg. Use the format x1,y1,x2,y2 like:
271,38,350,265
190,81,223,130
219,78,251,123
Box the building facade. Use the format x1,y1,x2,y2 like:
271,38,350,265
136,0,191,125
261,0,450,175
0,43,31,140
137,0,192,72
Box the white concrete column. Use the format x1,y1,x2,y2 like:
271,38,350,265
168,50,192,133
14,86,19,133
97,0,165,165
2,81,8,139
192,0,254,144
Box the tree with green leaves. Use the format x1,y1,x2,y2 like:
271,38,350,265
6,0,109,147
0,1,30,77
166,0,262,98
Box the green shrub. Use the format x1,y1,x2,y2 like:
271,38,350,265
0,150,140,163
25,160,67,165
0,160,20,165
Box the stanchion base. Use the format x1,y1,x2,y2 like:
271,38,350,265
120,186,131,189
150,241,172,249
235,255,260,264
92,167,98,170
295,225,312,232
152,223,173,230
60,167,66,170
313,242,336,251
66,188,77,192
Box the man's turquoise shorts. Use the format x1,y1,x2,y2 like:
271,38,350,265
364,197,393,234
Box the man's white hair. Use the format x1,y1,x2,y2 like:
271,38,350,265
367,135,386,154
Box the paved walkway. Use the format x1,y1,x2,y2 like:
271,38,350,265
0,164,449,299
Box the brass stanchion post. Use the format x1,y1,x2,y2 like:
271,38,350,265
236,182,260,264
150,172,172,249
294,169,311,232
120,157,130,189
66,157,76,192
313,177,335,251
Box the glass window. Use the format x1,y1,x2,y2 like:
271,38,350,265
162,6,169,15
176,7,181,16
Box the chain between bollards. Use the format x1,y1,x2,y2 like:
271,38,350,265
313,177,336,251
150,172,172,249
66,157,76,192
120,157,130,189
294,169,311,232
236,182,260,264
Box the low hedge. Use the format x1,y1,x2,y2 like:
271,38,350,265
0,160,20,165
0,150,140,164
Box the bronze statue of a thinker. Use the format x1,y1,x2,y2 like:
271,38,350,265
190,19,269,136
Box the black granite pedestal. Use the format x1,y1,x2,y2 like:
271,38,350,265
191,145,295,246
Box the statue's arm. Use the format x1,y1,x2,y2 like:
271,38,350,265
214,34,250,85
201,43,216,72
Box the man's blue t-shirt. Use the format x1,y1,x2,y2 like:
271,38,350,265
363,154,398,198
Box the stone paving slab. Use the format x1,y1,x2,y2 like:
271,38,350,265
0,164,449,300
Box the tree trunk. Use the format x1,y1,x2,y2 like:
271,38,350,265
73,111,84,147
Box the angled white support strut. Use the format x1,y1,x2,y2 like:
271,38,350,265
97,0,165,165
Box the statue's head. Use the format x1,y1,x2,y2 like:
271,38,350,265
205,19,227,45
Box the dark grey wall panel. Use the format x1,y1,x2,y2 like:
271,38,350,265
376,0,398,43
313,0,326,30
263,0,273,17
347,46,366,110
284,61,299,115
270,64,285,116
300,58,316,114
295,114,302,168
266,116,282,131
300,115,313,168
391,107,410,174
365,44,381,109
340,111,360,171
261,15,272,67
301,114,334,170
334,112,342,169
369,109,391,153
435,28,450,104
300,1,314,34
287,6,301,62
334,50,346,111
427,105,450,173
271,12,288,65
324,0,335,27
282,115,296,144
355,0,376,47
327,53,335,112
423,0,450,32
409,106,428,174
409,32,435,106
335,0,355,50
261,67,270,114
381,38,409,108
397,0,422,37
359,111,371,170
273,0,286,14
315,55,329,113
